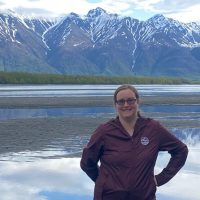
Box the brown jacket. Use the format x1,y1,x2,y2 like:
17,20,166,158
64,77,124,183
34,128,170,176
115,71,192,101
80,117,188,200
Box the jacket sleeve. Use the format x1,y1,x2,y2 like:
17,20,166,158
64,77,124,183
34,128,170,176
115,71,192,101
80,126,104,182
155,121,188,186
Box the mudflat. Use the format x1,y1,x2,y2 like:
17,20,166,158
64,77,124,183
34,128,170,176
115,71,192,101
0,95,199,156
0,95,200,108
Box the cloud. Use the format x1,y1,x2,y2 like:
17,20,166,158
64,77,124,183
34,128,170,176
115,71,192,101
97,0,200,22
0,1,5,6
132,0,200,22
0,158,94,200
152,0,200,13
155,148,200,200
164,4,200,22
0,152,199,200
0,0,200,23
14,6,55,18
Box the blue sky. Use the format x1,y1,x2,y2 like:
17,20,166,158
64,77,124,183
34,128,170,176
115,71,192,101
0,0,200,23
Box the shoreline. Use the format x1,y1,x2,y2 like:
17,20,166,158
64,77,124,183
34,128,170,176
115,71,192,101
0,95,200,108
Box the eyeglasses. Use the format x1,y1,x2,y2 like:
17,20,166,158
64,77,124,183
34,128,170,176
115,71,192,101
116,97,137,106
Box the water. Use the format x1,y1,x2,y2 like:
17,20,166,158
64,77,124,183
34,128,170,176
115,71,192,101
0,104,200,121
0,84,200,97
0,142,199,200
0,84,200,200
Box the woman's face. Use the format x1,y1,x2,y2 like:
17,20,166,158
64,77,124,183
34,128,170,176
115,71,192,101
115,89,139,121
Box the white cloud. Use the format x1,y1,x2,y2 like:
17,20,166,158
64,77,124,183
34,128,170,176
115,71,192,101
0,158,94,200
0,0,200,23
165,4,200,23
155,148,200,200
0,152,199,200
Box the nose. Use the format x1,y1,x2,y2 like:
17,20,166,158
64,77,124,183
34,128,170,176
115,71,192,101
124,101,130,106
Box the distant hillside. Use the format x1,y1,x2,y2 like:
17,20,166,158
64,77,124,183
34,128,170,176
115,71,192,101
0,71,193,84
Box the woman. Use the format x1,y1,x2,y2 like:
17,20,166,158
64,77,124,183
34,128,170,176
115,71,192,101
80,84,188,200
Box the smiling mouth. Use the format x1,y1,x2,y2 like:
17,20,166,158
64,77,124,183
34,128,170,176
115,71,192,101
122,109,132,112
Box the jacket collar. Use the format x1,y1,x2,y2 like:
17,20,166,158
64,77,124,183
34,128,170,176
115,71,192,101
109,116,151,137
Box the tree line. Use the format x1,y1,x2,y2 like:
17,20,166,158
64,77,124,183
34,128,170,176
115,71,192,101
0,71,194,84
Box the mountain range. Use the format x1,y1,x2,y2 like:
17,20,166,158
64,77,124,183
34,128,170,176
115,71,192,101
0,7,200,79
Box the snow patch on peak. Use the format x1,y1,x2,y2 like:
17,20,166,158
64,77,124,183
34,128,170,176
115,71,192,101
151,14,166,20
87,7,106,18
146,14,170,29
0,9,19,17
68,12,80,19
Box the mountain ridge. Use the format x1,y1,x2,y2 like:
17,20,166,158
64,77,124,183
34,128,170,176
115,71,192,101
0,7,200,79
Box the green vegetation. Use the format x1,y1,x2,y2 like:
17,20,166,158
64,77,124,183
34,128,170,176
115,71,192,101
0,71,196,84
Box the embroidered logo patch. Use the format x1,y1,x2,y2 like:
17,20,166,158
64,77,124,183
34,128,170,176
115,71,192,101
141,137,149,145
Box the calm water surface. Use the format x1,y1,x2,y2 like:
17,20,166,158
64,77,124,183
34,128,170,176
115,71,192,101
0,84,200,97
0,85,199,200
1,104,200,120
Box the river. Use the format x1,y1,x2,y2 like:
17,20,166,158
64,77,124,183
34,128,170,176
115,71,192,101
0,84,199,200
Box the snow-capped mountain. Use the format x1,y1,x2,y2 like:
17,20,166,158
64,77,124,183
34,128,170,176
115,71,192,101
0,7,200,78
